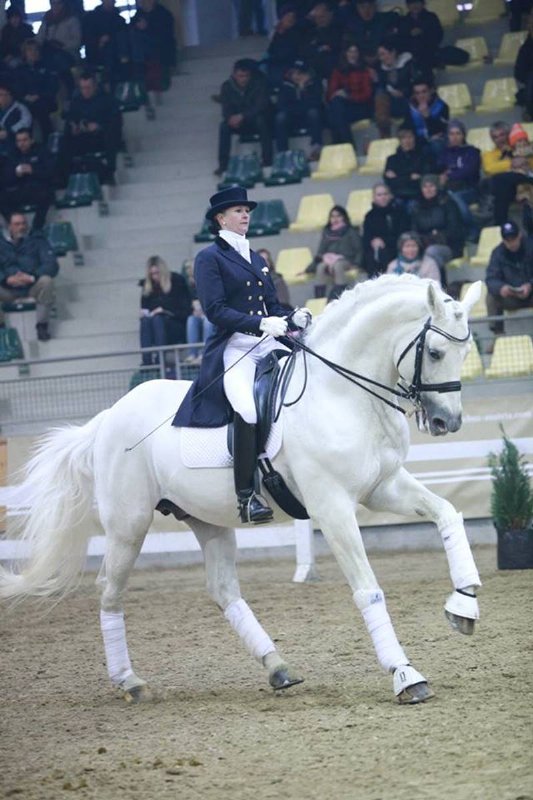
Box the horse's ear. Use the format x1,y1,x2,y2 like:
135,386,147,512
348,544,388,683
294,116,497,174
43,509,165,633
427,281,447,320
460,281,482,315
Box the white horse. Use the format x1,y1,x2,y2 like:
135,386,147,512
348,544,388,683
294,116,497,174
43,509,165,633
1,275,483,705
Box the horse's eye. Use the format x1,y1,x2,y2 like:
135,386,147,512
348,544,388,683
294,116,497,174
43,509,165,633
428,348,442,361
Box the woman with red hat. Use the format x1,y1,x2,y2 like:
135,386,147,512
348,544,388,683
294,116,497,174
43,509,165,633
173,186,312,524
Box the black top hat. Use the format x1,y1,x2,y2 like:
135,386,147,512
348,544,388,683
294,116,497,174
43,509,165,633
205,186,257,220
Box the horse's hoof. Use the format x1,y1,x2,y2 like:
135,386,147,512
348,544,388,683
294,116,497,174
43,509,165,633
397,681,434,705
118,674,151,703
269,667,304,691
445,609,475,636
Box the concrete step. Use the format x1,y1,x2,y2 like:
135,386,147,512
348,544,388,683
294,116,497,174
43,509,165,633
55,314,136,337
40,330,137,357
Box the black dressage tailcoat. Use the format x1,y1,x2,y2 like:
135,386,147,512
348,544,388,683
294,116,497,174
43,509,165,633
172,236,289,428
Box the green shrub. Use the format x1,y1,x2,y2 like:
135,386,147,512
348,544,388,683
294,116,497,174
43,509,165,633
488,429,533,531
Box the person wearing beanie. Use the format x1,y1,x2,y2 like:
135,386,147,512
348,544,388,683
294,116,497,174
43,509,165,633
437,119,481,241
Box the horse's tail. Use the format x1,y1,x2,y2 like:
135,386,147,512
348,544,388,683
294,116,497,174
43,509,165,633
0,410,107,601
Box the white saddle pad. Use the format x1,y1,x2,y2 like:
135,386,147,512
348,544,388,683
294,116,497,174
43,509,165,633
180,418,283,469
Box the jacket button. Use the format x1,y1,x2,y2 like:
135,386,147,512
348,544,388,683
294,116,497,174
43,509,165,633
246,281,251,286
258,281,263,286
249,310,253,315
258,310,263,315
258,295,263,300
248,295,252,300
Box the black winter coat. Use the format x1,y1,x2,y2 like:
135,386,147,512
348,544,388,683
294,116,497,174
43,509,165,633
362,201,411,274
486,239,533,297
410,193,464,258
384,145,436,200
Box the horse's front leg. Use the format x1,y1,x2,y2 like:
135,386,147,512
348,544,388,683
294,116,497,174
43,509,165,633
305,485,433,704
188,518,303,690
365,466,481,635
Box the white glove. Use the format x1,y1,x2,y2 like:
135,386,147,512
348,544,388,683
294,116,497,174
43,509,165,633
259,316,288,337
292,307,312,330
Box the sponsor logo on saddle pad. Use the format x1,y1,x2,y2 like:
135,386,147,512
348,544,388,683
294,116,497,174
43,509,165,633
180,420,283,469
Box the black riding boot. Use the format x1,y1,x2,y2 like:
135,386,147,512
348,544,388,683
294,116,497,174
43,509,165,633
234,413,273,524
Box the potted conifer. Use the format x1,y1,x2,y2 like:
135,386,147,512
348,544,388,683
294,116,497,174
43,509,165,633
488,430,533,570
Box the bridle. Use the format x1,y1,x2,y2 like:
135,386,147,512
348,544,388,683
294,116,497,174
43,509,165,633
278,316,471,419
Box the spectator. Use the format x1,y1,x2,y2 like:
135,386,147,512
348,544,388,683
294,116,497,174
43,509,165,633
180,257,215,364
139,255,192,366
485,222,533,336
62,71,123,184
402,79,449,158
13,40,59,143
0,83,32,156
326,43,374,143
0,129,55,231
374,38,415,138
437,119,481,242
235,0,268,36
305,204,362,299
397,0,443,72
514,13,533,121
130,0,176,97
264,4,304,89
386,231,440,283
0,211,59,340
215,59,272,176
508,0,533,31
0,6,35,67
490,123,533,225
83,0,130,85
362,181,410,276
300,1,342,80
347,0,400,66
481,121,513,177
274,59,323,160
384,126,436,205
410,174,465,286
36,0,82,95
257,247,292,311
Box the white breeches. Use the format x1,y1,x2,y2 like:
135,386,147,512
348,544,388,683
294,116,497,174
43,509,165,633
223,332,290,424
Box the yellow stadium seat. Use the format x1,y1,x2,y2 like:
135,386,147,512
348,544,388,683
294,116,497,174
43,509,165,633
426,0,459,26
476,78,518,114
470,226,501,267
346,188,373,228
464,0,504,24
485,335,533,379
438,84,473,115
522,122,533,140
467,127,493,153
275,247,314,284
305,297,328,316
494,31,527,65
351,118,372,132
461,344,484,380
460,281,488,318
359,138,398,175
449,37,489,70
289,193,334,232
311,144,358,180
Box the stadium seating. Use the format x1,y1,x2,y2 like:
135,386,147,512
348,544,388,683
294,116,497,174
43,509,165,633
289,193,334,232
0,325,24,361
485,335,533,379
311,144,357,180
475,78,518,113
275,247,314,284
305,297,328,316
55,172,103,208
218,153,263,189
43,221,79,257
494,31,527,66
467,127,492,152
438,84,473,115
464,0,505,24
248,199,290,237
470,226,501,267
359,138,398,176
346,188,373,228
461,343,484,380
460,281,488,318
264,150,309,186
425,0,460,26
449,37,488,70
193,216,216,243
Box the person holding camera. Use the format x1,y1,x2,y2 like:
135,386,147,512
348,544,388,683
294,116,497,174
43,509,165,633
485,221,533,335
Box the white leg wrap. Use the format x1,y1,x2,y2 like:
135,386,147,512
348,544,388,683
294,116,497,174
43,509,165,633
354,590,409,673
224,598,276,663
444,589,480,620
393,665,427,696
100,610,133,685
439,512,481,589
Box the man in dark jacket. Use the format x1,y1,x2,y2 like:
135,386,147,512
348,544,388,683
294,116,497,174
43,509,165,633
402,80,449,158
398,0,443,71
83,0,129,83
274,60,323,157
384,127,436,203
0,212,59,340
514,19,533,120
486,221,533,333
300,2,343,80
215,60,272,175
0,129,55,230
13,39,58,142
362,182,410,275
62,71,123,183
0,83,32,156
346,0,399,65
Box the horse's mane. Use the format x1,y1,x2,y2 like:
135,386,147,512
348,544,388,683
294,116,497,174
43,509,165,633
307,274,449,345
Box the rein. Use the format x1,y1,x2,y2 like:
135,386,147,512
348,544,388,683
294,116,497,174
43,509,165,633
277,316,471,417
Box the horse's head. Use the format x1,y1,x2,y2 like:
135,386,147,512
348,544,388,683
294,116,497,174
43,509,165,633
398,281,482,436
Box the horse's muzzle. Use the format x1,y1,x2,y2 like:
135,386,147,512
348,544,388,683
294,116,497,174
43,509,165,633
422,398,462,436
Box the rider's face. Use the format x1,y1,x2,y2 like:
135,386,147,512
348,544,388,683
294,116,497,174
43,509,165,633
218,205,251,236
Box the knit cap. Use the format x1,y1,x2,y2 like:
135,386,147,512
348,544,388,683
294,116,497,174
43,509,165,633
509,123,529,147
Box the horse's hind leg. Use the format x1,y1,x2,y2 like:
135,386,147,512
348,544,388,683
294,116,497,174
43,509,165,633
98,510,153,702
188,518,303,690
